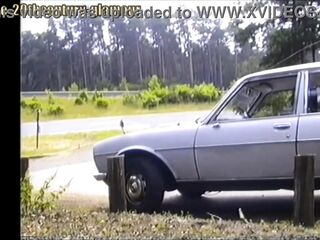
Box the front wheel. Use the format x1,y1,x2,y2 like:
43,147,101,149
125,156,164,213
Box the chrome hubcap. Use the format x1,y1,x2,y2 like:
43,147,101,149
126,174,146,203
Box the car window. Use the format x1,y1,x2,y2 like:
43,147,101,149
217,84,261,120
252,90,294,118
217,76,297,121
308,72,320,113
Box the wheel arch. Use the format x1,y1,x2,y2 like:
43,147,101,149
117,146,177,191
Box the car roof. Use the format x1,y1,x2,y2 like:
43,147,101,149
245,62,320,79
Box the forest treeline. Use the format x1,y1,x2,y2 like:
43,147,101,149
21,1,320,91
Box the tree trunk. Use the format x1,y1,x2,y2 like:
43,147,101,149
218,40,223,88
189,46,194,86
208,44,213,83
158,46,162,77
80,40,87,88
312,44,316,62
56,59,61,90
136,37,143,83
119,49,124,81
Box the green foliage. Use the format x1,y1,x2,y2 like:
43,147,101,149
153,87,170,104
96,80,114,91
119,78,129,91
46,90,55,105
174,84,193,103
79,90,89,102
96,98,109,109
23,98,42,112
92,90,103,102
68,82,79,92
166,89,180,104
21,100,27,108
147,75,164,91
192,83,220,102
126,83,142,91
21,173,68,216
122,94,138,105
74,97,83,105
141,91,160,109
48,105,64,116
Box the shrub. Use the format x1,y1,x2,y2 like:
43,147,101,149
68,82,79,92
23,98,42,112
74,97,83,105
127,83,142,91
166,89,180,104
48,105,64,116
92,90,103,102
175,84,193,103
147,75,164,91
122,94,138,105
119,78,129,91
21,173,68,216
21,100,27,108
141,91,160,109
152,87,170,104
79,90,88,102
96,98,109,109
193,83,220,102
46,90,55,105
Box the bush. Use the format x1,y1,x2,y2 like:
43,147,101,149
21,100,27,108
46,90,55,105
68,82,79,92
193,83,220,102
119,78,129,91
122,94,138,105
48,105,64,116
152,87,170,104
79,90,89,102
21,173,68,216
74,97,83,105
147,75,164,91
175,84,193,103
92,90,103,102
141,91,160,109
96,98,109,109
166,89,180,104
23,98,42,112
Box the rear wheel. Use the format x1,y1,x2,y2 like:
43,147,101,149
125,156,164,212
178,189,206,198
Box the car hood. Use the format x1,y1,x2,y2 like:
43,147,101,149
93,120,199,157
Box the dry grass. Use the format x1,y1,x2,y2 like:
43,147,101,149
21,206,320,239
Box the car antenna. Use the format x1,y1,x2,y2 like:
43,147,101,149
120,119,126,134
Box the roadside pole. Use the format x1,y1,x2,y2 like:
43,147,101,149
107,155,127,212
36,109,40,149
293,155,315,227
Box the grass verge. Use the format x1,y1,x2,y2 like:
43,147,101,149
21,97,213,122
21,131,121,158
21,206,320,239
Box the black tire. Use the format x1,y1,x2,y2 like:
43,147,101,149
178,189,205,198
125,156,164,213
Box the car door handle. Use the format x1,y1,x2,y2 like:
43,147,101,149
273,123,291,130
212,122,221,128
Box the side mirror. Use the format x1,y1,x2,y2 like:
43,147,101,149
195,117,201,124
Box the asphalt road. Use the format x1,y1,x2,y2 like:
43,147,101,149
22,111,209,137
29,148,320,221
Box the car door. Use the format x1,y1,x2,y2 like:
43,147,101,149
297,70,320,178
195,73,301,180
